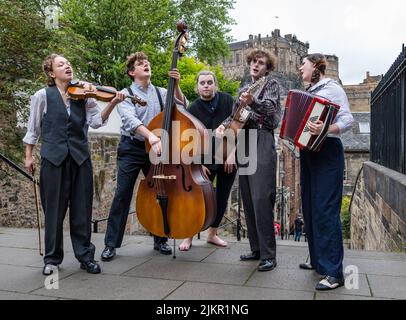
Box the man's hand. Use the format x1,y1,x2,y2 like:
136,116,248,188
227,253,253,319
224,152,237,174
148,134,162,156
169,68,181,84
239,91,254,106
202,165,211,180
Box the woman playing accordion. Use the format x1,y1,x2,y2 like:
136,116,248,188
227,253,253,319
296,53,354,290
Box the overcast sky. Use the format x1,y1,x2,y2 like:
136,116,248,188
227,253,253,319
93,0,405,134
229,0,405,85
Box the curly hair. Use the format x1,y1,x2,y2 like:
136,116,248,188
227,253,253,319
126,52,149,80
43,53,62,86
246,49,277,73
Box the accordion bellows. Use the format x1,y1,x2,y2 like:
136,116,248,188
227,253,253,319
280,90,340,151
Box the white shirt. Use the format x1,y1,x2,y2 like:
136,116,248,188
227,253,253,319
308,78,354,138
22,88,106,145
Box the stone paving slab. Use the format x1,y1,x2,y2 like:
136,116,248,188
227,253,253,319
0,290,58,300
1,227,406,300
246,268,372,297
344,257,406,277
124,259,255,286
367,274,406,299
314,292,391,300
31,273,183,300
0,264,75,294
165,282,314,300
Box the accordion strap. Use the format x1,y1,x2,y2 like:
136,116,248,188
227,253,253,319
308,79,335,94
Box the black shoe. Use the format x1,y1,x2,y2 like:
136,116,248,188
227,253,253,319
315,275,344,290
154,242,172,255
42,264,58,276
80,260,101,274
258,259,277,272
299,262,314,270
240,251,260,261
101,246,116,261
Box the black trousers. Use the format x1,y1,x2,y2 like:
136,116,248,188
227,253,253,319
239,129,277,260
104,136,167,248
206,164,236,228
40,155,95,265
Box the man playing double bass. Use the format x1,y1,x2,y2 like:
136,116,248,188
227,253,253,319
101,52,187,261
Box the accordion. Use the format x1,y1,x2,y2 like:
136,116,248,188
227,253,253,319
280,90,340,151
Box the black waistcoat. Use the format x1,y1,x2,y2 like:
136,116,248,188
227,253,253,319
41,86,90,166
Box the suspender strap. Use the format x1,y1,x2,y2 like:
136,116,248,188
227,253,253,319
127,86,164,112
155,86,164,112
126,87,136,106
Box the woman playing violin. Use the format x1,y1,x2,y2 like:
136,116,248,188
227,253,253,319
23,53,125,276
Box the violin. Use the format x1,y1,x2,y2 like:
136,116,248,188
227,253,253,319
67,80,147,106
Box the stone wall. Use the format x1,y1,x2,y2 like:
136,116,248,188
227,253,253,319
351,161,406,252
343,72,382,112
0,133,241,237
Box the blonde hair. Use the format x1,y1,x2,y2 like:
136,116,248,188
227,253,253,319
195,70,218,93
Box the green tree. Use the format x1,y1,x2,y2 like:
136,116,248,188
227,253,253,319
58,0,235,88
0,0,52,160
341,196,351,240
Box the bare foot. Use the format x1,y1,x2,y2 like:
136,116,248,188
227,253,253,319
207,235,228,247
179,238,193,251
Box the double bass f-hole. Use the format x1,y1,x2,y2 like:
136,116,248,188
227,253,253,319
176,165,192,192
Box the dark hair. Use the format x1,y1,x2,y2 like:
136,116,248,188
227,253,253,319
305,53,327,84
126,52,149,80
246,49,277,73
43,53,63,86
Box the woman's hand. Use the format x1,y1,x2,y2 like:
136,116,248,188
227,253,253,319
307,120,324,135
25,156,36,175
111,92,126,106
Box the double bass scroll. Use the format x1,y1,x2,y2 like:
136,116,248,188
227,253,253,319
135,21,216,239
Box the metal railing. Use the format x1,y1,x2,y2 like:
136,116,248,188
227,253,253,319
371,44,406,174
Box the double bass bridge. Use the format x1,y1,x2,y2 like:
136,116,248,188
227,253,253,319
152,175,177,180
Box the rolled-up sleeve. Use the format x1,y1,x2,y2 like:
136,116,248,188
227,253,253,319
86,98,106,129
117,95,143,133
22,89,46,145
325,83,354,134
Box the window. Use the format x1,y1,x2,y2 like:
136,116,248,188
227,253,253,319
359,122,370,134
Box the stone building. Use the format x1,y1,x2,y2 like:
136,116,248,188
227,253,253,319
341,112,371,195
220,33,383,237
222,29,340,96
343,72,382,112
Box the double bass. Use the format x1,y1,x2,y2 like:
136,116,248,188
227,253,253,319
135,22,216,239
